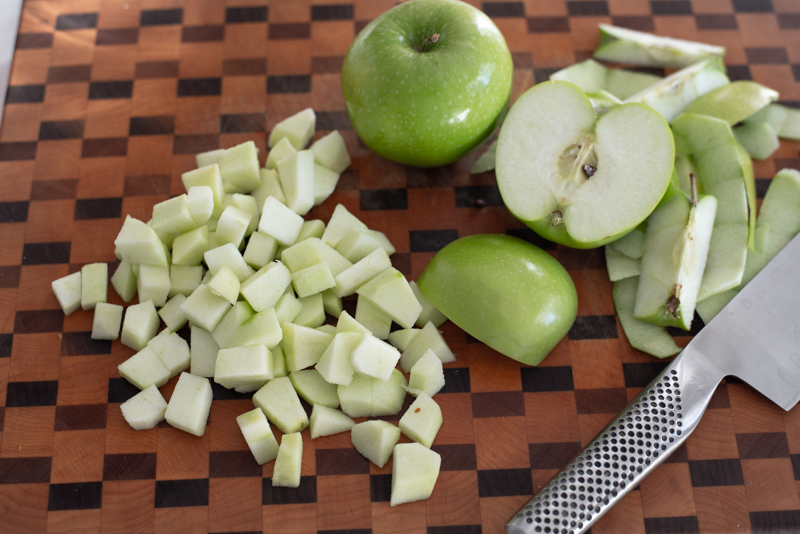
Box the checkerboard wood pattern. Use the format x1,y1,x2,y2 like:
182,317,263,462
2,0,800,532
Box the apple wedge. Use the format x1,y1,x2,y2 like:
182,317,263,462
613,276,681,359
550,59,661,100
496,80,674,249
683,81,778,126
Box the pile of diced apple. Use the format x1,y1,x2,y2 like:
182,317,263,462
51,107,453,506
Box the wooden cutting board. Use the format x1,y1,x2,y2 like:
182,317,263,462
1,1,800,532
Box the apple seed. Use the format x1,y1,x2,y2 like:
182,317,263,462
583,164,597,178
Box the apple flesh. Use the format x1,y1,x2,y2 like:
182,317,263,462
341,0,513,167
418,234,577,366
550,59,661,100
496,81,675,249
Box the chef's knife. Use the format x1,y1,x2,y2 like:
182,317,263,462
506,231,800,534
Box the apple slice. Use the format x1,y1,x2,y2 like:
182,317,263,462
92,302,123,340
195,148,224,169
745,103,800,140
190,325,219,377
165,373,213,436
633,179,718,330
205,242,254,282
52,271,82,315
169,264,203,298
310,130,351,174
215,345,272,390
309,404,355,439
593,23,725,68
550,59,661,100
180,284,232,332
351,420,401,468
120,384,168,431
349,333,401,381
293,293,326,327
268,107,315,150
228,308,282,349
315,331,362,386
469,139,497,174
237,408,279,465
313,164,340,206
390,443,441,506
406,348,445,398
240,261,292,312
613,276,681,358
218,141,261,193
355,294,392,339
118,345,172,390
137,264,170,308
671,113,751,300
734,122,780,161
211,301,254,349
182,164,224,218
399,321,455,373
112,261,137,303
496,81,674,248
253,376,309,434
289,369,339,408
388,328,421,352
272,433,303,488
683,81,778,126
120,299,160,351
148,330,191,379
356,267,422,329
114,216,168,267
625,60,729,123
398,392,442,448
605,246,641,282
277,150,315,216
282,323,333,371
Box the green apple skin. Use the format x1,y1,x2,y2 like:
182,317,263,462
341,0,513,168
417,234,577,366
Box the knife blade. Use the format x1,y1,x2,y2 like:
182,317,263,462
506,231,800,534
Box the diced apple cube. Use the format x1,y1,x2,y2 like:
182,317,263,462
229,193,259,236
253,168,286,210
336,373,372,418
313,164,340,206
315,332,364,386
272,344,288,378
228,307,283,349
277,150,315,216
309,404,355,439
291,261,335,298
218,141,261,192
310,130,351,174
114,216,168,267
275,289,303,324
169,264,203,297
148,330,191,378
409,281,447,328
52,271,82,315
187,185,214,225
350,334,401,381
204,243,254,282
317,241,352,277
158,294,188,332
120,299,160,351
253,376,309,434
207,265,240,305
321,204,369,249
316,324,337,336
183,166,225,219
165,372,213,436
91,302,123,340
280,238,325,273
81,263,108,310
336,228,396,264
215,344,272,390
269,107,316,150
180,284,232,332
335,310,371,335
258,196,304,246
321,289,342,317
120,384,168,431
195,148,225,169
237,408,279,465
137,264,170,308
172,225,210,266
272,432,303,488
118,345,171,390
151,194,197,235
240,261,292,312
390,443,441,506
333,248,391,297
406,349,445,398
216,205,251,247
282,322,333,371
338,369,407,418
243,231,278,269
388,328,421,352
190,325,220,377
357,268,422,330
351,420,401,468
266,136,297,170
293,293,325,327
298,219,325,242
212,301,254,349
398,392,442,448
355,294,392,339
111,261,137,303
223,181,246,194
289,369,339,408
399,321,456,373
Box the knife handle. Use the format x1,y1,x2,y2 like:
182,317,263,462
506,348,724,534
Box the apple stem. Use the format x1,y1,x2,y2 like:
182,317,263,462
689,173,698,208
665,294,681,319
418,33,440,53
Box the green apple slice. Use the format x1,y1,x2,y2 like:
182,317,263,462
289,369,339,409
92,302,124,340
351,420,401,468
469,139,497,174
593,23,725,68
398,393,442,448
623,59,729,123
744,103,800,140
671,113,751,300
390,443,441,507
112,261,137,303
310,130,351,174
190,325,219,377
496,81,674,248
683,81,778,126
114,216,168,267
315,331,362,386
550,59,661,100
405,348,445,398
120,299,160,351
52,271,82,315
237,408,279,465
272,432,303,488
734,122,780,161
118,346,171,390
309,404,355,439
605,246,641,281
120,384,168,431
586,90,622,115
164,372,213,437
253,376,309,434
613,276,681,359
696,168,800,322
269,107,315,150
633,184,718,330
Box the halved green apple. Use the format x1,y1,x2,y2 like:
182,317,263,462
496,81,675,249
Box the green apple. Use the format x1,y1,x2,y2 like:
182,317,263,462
340,0,513,167
417,234,577,366
549,59,661,100
683,81,778,126
495,81,675,249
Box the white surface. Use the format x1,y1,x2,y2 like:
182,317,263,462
0,0,24,130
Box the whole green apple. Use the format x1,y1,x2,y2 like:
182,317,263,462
341,0,513,168
417,234,578,366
